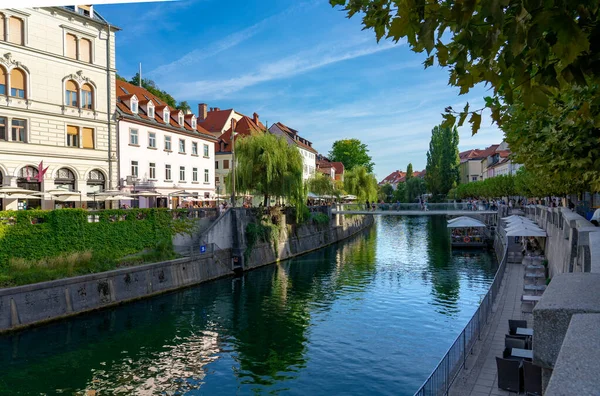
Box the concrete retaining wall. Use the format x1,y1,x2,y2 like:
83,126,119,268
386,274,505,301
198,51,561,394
0,210,373,333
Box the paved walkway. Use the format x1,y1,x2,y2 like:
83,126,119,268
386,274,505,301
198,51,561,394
332,210,497,216
449,262,532,396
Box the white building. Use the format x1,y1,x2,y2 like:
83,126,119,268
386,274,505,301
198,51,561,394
269,122,316,181
116,80,217,208
0,6,118,210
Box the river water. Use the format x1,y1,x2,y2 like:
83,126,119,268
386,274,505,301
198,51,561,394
0,216,496,395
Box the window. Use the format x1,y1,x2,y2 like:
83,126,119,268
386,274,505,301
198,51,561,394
191,118,197,128
179,139,185,153
215,160,219,169
216,176,220,184
165,164,172,180
0,67,5,95
77,5,92,17
9,17,24,46
203,144,209,157
179,166,185,181
192,142,198,155
148,132,156,148
10,68,26,98
148,105,154,118
192,167,198,182
223,160,229,169
0,117,6,140
149,163,156,179
67,125,79,147
82,127,94,149
471,176,478,181
11,119,26,142
129,129,138,145
163,109,169,123
79,38,92,63
65,80,78,107
204,169,209,183
131,161,138,177
0,14,4,41
164,135,171,151
178,114,184,126
66,33,77,59
81,83,93,110
131,99,138,114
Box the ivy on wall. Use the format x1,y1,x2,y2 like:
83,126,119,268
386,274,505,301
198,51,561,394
0,209,193,267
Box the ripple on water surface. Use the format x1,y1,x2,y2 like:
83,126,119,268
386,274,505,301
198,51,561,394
0,216,496,395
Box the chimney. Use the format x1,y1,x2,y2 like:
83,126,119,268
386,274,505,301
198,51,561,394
198,103,207,121
214,107,220,112
253,112,259,125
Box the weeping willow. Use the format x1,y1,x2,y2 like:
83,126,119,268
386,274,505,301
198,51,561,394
230,131,307,219
344,166,378,202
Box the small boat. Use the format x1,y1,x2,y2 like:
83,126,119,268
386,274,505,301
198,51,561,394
447,216,489,248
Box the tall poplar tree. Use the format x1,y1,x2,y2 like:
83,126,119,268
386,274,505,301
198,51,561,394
425,125,460,198
405,163,414,180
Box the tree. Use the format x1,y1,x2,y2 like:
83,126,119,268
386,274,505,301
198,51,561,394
233,132,305,208
393,182,407,202
380,183,395,203
330,1,600,135
177,101,191,113
406,177,426,203
128,73,177,109
344,166,378,202
308,172,335,197
425,125,460,198
405,163,413,180
329,139,375,173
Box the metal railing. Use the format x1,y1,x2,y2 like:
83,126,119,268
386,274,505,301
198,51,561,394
414,241,508,396
337,203,496,212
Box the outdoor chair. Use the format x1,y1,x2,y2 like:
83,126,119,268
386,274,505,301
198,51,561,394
502,348,524,361
506,334,530,349
505,337,527,350
523,360,542,395
509,319,528,335
496,356,523,393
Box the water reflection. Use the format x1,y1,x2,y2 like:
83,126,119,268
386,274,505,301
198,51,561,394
0,217,495,395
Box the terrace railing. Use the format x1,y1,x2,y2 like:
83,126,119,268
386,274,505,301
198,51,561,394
337,202,495,212
414,240,508,396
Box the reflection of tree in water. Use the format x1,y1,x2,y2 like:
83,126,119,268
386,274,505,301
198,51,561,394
229,227,378,387
426,216,461,316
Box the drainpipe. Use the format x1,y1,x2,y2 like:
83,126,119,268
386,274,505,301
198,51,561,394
101,22,113,190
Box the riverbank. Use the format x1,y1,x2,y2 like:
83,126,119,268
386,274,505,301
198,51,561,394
0,211,373,333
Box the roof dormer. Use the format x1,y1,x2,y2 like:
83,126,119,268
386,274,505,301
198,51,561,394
131,95,139,114
185,114,197,129
175,110,184,127
162,107,169,124
145,100,155,119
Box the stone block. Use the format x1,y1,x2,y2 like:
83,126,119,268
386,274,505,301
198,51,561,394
545,314,600,395
533,273,600,370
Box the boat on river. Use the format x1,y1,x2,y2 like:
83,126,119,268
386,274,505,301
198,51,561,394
447,216,489,248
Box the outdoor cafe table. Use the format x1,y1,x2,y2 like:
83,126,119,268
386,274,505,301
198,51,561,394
511,348,534,360
516,327,534,336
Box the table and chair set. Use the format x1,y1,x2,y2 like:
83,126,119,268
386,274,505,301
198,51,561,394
496,320,542,395
521,255,546,313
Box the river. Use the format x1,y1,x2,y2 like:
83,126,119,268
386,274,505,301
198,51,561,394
0,216,496,395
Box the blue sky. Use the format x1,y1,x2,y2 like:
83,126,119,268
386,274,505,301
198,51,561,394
97,0,504,180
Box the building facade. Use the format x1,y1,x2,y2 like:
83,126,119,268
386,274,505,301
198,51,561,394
269,122,316,181
116,80,217,208
0,6,118,210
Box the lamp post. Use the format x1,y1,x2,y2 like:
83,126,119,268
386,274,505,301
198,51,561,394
230,118,236,208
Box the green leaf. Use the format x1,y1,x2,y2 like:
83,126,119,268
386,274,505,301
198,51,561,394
469,112,482,135
457,103,469,127
531,86,549,107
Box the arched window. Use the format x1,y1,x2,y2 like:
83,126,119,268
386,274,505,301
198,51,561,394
66,33,77,59
65,80,78,107
163,109,169,123
0,66,5,95
147,103,154,118
79,38,91,63
131,97,138,113
178,113,184,126
81,83,93,110
55,168,76,191
87,169,105,193
9,17,23,45
10,68,26,98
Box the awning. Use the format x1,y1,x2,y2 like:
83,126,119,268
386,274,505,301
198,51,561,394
447,217,487,228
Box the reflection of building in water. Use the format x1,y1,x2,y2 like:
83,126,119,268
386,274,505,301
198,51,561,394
81,330,220,394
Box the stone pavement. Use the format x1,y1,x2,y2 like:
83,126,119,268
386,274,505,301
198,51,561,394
449,262,532,396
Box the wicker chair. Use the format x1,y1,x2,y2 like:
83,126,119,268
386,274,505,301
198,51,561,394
496,357,523,392
523,360,542,395
509,319,528,335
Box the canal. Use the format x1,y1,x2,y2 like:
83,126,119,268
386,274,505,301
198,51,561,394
0,216,497,395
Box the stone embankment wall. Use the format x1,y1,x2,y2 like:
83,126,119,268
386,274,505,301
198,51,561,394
0,209,373,333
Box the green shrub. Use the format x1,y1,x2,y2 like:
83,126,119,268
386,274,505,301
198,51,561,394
312,213,331,225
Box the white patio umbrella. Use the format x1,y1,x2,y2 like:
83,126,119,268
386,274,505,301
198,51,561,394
0,193,36,199
506,228,547,237
502,215,528,220
0,187,36,195
448,216,474,223
447,217,487,228
103,195,133,201
130,191,163,197
505,218,536,225
505,224,544,234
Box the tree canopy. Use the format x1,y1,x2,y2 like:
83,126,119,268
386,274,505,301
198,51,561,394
329,139,375,173
405,163,413,180
344,166,379,202
425,125,460,198
233,132,305,207
406,177,426,203
123,73,191,112
330,0,600,136
308,172,336,197
380,183,395,202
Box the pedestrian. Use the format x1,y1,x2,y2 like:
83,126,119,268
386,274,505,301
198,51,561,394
366,200,370,211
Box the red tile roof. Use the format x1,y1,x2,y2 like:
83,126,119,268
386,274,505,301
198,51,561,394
330,162,344,175
115,80,215,141
216,115,265,153
199,108,235,135
379,170,406,185
459,145,500,162
273,122,317,154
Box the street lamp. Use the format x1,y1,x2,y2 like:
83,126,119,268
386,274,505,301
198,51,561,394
230,118,236,208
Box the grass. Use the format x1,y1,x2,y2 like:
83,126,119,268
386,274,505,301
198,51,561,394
0,242,179,288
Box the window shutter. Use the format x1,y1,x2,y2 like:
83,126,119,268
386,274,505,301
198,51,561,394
66,80,77,92
0,67,5,86
82,127,94,148
9,17,23,45
80,38,91,62
66,34,77,59
10,69,25,91
67,125,78,135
